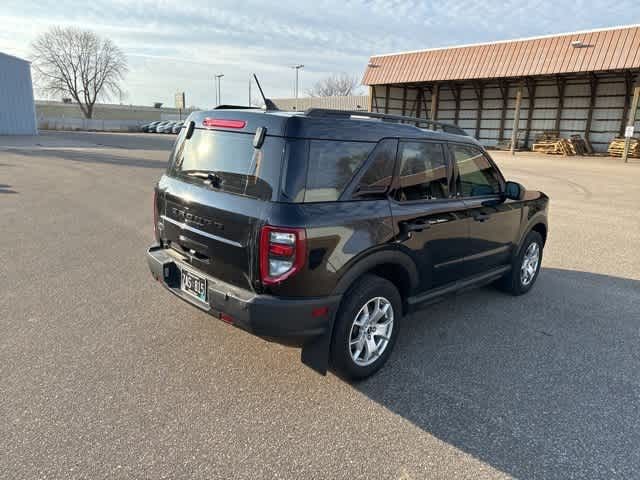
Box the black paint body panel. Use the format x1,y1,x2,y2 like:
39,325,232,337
150,108,549,365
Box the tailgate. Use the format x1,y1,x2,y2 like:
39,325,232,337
159,176,267,290
155,111,288,290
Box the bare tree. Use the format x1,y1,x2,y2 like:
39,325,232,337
31,27,128,119
307,73,361,97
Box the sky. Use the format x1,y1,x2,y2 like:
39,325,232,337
0,0,637,108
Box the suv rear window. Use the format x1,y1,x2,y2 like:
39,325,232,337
169,129,284,200
305,140,374,202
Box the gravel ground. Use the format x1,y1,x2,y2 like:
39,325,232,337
1,131,639,479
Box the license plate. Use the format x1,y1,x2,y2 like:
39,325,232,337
180,268,207,302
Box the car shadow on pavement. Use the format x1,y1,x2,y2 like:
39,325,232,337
356,267,640,479
6,148,169,170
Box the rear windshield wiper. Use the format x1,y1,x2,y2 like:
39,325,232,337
181,170,224,188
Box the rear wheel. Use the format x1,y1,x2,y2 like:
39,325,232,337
498,231,544,295
330,275,402,380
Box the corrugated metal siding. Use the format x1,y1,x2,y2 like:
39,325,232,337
272,96,369,111
363,25,640,85
0,52,37,135
370,73,640,152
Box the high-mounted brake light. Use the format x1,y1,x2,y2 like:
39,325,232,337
259,225,306,285
202,118,247,129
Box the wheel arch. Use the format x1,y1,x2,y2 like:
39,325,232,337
332,248,419,313
530,222,547,245
518,214,548,250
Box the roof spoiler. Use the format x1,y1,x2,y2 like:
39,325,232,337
214,105,257,110
305,108,469,136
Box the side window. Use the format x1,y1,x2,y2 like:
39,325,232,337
450,144,502,197
395,142,449,201
305,140,373,202
354,139,396,196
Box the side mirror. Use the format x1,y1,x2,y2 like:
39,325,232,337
504,181,525,200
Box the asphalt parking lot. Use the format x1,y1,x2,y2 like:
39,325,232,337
1,131,639,479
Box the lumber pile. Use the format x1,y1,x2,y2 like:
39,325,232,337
569,135,589,155
531,132,590,156
532,137,574,156
607,137,640,158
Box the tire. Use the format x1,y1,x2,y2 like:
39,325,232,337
498,231,544,295
330,274,402,380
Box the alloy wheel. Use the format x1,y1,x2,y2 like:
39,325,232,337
520,242,540,286
348,297,394,367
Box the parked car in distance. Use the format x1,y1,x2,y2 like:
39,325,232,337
148,121,167,133
141,121,161,133
165,122,179,133
156,121,173,134
171,121,184,134
148,108,549,380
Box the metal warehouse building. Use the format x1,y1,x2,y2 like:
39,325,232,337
363,25,640,152
0,52,37,135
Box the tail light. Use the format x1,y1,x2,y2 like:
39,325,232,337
259,225,306,285
153,189,159,241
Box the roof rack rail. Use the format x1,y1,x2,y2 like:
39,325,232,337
304,108,469,136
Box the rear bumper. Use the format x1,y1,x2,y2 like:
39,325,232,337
147,244,341,342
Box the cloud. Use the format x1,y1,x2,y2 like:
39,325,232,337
0,0,637,107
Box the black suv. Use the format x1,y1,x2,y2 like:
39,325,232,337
148,108,548,379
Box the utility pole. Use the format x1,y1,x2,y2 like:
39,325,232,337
291,64,304,110
622,82,639,163
511,83,524,156
215,74,224,106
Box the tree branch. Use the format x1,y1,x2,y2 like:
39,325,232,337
30,26,128,119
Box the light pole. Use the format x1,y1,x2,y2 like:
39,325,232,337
290,64,304,110
215,74,224,106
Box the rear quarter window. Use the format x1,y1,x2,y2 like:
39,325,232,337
304,140,374,202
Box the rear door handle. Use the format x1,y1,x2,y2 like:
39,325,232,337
473,213,490,222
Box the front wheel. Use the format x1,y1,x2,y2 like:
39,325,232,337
498,231,544,295
330,275,402,380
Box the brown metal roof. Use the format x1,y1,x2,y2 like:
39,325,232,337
363,25,640,85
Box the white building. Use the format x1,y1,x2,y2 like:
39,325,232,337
0,52,37,135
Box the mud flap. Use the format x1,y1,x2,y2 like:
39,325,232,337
300,314,337,375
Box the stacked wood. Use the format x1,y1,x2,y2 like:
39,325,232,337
608,137,640,158
532,137,575,156
569,135,588,155
531,132,591,156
